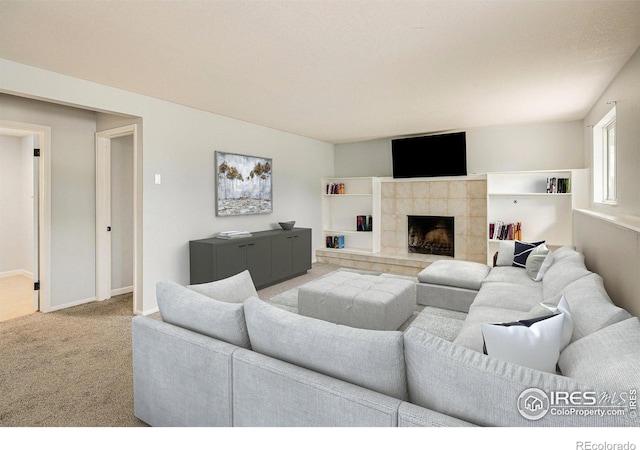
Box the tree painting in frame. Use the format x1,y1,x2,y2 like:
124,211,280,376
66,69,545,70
216,151,272,216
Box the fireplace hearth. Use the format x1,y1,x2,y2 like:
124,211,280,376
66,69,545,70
407,215,454,257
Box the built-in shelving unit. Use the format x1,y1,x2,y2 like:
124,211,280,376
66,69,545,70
321,177,381,253
486,169,588,264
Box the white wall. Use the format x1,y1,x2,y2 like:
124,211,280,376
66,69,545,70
111,134,134,292
0,135,33,275
0,94,98,307
0,58,334,314
334,121,585,177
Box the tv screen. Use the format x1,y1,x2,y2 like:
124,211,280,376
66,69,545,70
392,132,467,178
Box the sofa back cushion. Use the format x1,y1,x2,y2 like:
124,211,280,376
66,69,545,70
243,296,408,400
561,273,632,343
403,327,630,426
559,317,640,393
156,280,250,348
542,253,591,303
188,270,258,303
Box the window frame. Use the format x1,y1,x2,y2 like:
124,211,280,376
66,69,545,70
592,106,617,205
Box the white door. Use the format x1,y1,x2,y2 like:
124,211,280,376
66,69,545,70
95,124,138,311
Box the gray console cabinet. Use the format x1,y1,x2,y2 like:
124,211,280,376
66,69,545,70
189,228,312,289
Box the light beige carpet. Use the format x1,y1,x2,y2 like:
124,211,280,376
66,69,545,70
0,263,340,427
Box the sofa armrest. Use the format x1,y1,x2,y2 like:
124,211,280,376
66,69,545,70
132,316,238,426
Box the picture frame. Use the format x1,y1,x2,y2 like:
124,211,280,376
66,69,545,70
215,151,273,216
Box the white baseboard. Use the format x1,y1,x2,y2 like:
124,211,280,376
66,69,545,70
0,270,34,279
111,285,134,296
46,296,97,312
141,307,159,316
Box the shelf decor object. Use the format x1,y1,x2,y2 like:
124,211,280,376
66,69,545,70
215,151,272,216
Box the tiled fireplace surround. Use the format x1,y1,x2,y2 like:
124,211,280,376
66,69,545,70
317,178,488,276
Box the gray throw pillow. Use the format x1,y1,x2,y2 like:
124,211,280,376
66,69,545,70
188,270,258,303
495,241,515,266
157,279,250,348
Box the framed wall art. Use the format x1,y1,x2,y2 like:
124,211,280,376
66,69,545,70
215,151,272,216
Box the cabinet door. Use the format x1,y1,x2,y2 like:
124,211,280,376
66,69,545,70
189,241,216,284
246,238,272,288
292,230,312,274
271,234,293,281
215,243,247,280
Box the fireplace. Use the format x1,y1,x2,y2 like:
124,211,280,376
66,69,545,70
407,215,455,257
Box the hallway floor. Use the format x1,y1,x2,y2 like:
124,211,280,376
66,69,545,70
0,275,36,322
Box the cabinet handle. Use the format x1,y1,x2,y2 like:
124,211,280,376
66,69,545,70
248,243,255,246
239,244,246,248
287,236,293,239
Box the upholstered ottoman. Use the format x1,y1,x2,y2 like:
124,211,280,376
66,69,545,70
297,271,416,331
416,260,491,313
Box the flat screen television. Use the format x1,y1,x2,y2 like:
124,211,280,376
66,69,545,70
392,131,467,178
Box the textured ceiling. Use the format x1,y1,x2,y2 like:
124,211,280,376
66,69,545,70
1,1,640,143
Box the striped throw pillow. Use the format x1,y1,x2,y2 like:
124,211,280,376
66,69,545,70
512,240,545,268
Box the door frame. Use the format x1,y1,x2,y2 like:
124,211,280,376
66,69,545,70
0,119,52,312
95,124,140,314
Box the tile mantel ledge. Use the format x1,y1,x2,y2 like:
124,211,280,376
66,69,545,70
378,174,487,183
574,208,640,234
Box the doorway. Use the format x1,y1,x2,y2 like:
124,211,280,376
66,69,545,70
0,121,51,319
96,125,140,314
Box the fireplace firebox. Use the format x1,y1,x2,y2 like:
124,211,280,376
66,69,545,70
407,215,454,257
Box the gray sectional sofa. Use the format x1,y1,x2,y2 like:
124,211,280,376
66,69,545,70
132,247,640,427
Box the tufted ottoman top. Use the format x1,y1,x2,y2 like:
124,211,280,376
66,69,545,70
297,271,416,331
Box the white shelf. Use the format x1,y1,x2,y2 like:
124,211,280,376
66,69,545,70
324,229,373,235
488,192,572,197
322,194,373,197
486,169,588,265
322,177,381,253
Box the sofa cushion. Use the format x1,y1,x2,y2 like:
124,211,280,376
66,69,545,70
482,266,539,287
404,327,628,426
417,260,490,291
513,240,545,268
471,281,543,312
156,280,250,348
453,305,531,353
243,296,407,400
561,273,632,343
481,313,564,373
188,270,258,303
542,253,591,304
559,317,640,393
551,244,578,261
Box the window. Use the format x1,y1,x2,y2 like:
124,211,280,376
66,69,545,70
593,106,617,204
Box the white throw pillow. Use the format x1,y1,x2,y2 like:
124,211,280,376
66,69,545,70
527,295,573,350
481,313,565,373
495,241,515,266
188,270,258,303
525,243,550,280
535,250,554,281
